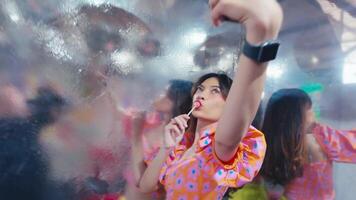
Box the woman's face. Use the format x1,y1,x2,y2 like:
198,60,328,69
192,77,226,122
153,87,173,114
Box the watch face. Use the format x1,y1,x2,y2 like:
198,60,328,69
259,43,280,62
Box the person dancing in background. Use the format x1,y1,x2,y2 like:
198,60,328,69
259,88,356,200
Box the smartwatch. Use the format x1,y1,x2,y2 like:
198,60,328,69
242,38,280,63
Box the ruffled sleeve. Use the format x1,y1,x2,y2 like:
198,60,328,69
313,123,356,163
199,126,266,188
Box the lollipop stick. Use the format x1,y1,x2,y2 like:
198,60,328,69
187,106,196,116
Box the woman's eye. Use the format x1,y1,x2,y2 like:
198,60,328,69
211,89,221,94
197,86,204,92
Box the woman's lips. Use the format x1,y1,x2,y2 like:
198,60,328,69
193,100,202,109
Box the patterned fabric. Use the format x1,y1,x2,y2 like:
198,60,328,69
159,123,266,200
285,123,356,200
313,124,356,163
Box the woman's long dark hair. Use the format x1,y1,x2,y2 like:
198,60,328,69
261,88,312,185
185,72,233,146
167,79,193,118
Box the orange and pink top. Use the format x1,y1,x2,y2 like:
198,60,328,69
159,123,266,200
285,123,356,200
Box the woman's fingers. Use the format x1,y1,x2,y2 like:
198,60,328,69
210,0,244,27
174,117,187,130
171,115,190,131
164,114,190,147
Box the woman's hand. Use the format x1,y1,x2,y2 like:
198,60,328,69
209,0,283,44
163,114,190,148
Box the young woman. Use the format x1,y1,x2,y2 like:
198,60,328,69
261,88,356,200
136,0,283,199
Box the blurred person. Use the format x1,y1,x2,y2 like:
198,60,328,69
244,88,355,200
226,89,356,200
124,79,193,200
0,84,28,117
0,86,73,200
40,75,138,200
